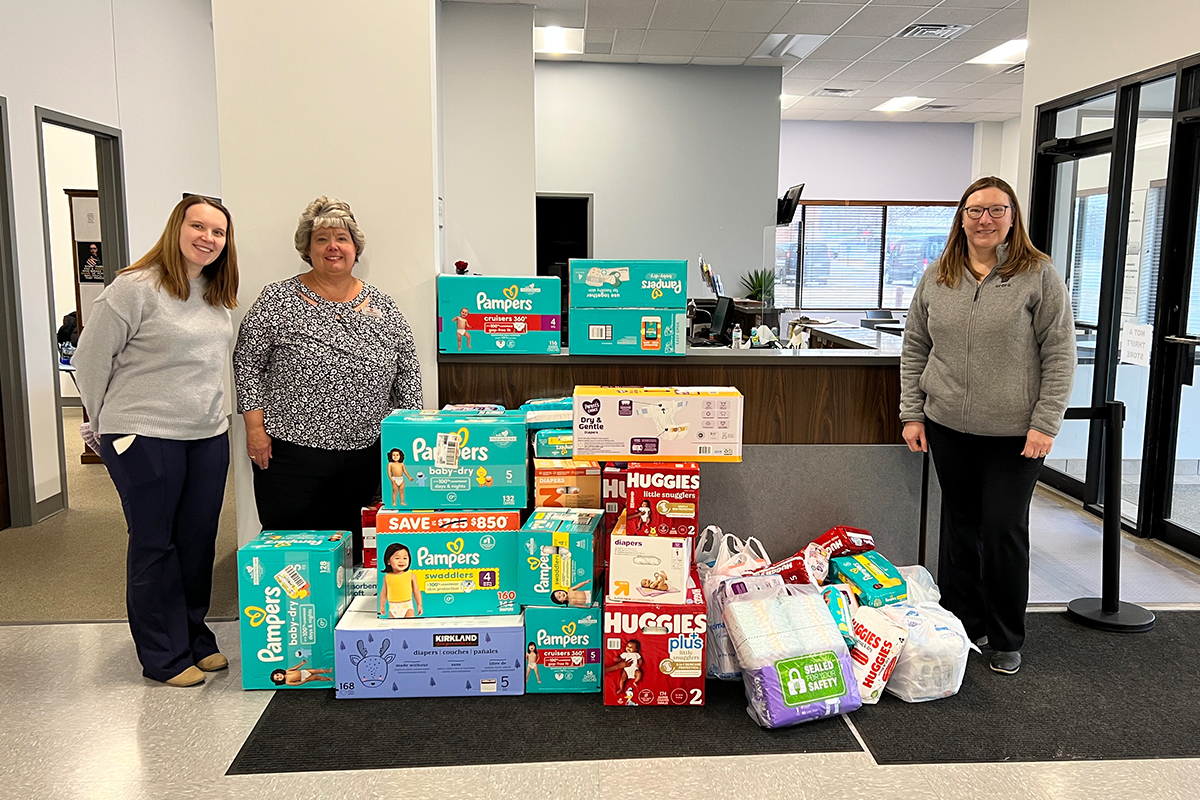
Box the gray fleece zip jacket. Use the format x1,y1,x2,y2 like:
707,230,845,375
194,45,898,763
900,245,1077,437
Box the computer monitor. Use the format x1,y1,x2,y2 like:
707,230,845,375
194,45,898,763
776,183,805,226
865,309,895,320
710,296,734,341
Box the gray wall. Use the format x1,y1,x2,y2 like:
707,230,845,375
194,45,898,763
535,62,782,297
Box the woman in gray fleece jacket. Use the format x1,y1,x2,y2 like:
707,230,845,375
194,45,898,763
901,176,1076,676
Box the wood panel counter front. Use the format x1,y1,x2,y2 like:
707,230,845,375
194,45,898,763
439,336,902,445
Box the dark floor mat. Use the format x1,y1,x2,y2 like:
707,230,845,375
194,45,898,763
228,678,860,774
851,611,1200,764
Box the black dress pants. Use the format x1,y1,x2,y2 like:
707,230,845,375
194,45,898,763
925,419,1045,653
101,432,230,682
252,437,380,537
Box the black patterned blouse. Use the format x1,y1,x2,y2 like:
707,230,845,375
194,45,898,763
233,276,423,450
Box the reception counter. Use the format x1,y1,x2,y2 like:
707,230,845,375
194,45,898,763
438,324,903,445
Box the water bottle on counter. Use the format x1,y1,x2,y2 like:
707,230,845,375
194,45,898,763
731,323,742,348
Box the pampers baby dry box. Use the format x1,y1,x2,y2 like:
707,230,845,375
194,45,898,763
437,274,561,354
238,530,352,690
380,409,527,510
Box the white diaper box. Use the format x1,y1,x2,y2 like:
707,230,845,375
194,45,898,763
606,534,692,606
572,387,743,463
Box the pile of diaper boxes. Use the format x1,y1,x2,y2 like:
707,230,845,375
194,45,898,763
567,260,688,357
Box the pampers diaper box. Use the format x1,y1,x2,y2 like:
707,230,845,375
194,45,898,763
568,308,687,357
524,605,602,693
238,530,352,690
437,274,561,354
518,508,602,607
335,597,524,699
568,259,688,310
532,428,573,458
573,386,744,462
380,409,527,510
376,526,519,619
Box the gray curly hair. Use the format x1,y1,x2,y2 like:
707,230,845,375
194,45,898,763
294,196,366,264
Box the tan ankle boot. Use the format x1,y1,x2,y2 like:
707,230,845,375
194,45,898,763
164,666,206,687
196,653,229,672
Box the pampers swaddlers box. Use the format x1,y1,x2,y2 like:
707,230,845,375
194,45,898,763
568,308,687,357
437,274,561,354
376,528,518,618
380,409,527,510
518,508,602,607
568,259,688,310
237,530,352,690
335,597,524,699
573,386,744,462
524,605,602,693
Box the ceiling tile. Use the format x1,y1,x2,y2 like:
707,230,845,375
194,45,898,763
746,57,802,67
808,36,888,61
956,98,1008,112
836,5,931,37
936,63,1008,82
582,53,639,62
784,59,854,79
1008,0,1029,8
792,96,851,109
612,29,646,55
692,56,748,66
868,0,940,6
812,79,873,91
915,6,997,26
638,55,694,64
648,0,723,31
917,38,1006,62
640,29,706,56
855,81,926,98
885,60,954,82
782,108,826,120
958,9,1028,39
585,41,614,54
979,69,1025,84
941,0,1013,8
585,28,615,43
832,61,902,81
940,83,997,99
533,0,586,28
980,111,1021,121
772,3,860,35
913,81,973,95
994,84,1024,100
928,111,978,122
586,0,655,30
711,2,794,33
855,111,900,121
781,78,824,95
860,37,943,62
834,96,891,110
697,31,769,58
814,110,866,120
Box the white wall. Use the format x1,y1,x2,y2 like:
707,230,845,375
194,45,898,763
213,0,441,545
1000,116,1021,189
536,63,781,296
1,0,222,513
779,121,973,202
442,2,536,276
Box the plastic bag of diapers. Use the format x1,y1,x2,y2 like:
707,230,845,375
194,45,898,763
896,565,941,605
724,581,862,728
701,532,771,680
878,603,974,703
849,605,908,704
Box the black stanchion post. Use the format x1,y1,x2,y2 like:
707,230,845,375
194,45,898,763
1066,400,1155,632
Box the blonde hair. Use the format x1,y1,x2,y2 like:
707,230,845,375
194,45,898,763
936,176,1048,288
294,196,366,264
120,195,238,309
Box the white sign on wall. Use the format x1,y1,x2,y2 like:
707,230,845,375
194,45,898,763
1122,189,1146,319
1120,321,1153,367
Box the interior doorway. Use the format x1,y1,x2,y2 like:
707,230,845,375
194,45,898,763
536,193,591,349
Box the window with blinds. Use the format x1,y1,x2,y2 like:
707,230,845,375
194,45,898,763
800,205,884,309
883,205,955,309
775,216,800,308
1070,191,1108,325
1138,185,1166,326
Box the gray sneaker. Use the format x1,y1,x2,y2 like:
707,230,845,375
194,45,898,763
990,651,1021,674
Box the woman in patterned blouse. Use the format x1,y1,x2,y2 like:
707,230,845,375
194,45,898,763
232,196,422,535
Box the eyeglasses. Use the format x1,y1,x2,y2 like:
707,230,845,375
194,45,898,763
964,205,1011,220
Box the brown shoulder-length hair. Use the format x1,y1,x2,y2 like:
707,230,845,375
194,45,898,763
936,176,1048,288
120,195,238,309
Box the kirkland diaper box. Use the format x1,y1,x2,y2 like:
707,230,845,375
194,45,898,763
568,260,687,310
532,459,601,508
380,409,527,510
518,508,602,607
437,274,561,354
625,462,700,538
376,525,519,619
237,530,352,690
524,605,602,693
573,387,744,462
602,571,707,706
335,597,524,699
568,308,687,357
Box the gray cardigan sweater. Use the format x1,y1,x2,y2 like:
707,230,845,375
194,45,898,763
900,245,1077,437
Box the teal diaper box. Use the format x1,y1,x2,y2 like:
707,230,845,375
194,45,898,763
569,260,688,310
237,530,352,690
377,529,519,618
533,428,573,458
380,409,527,510
437,274,561,354
568,308,687,356
518,507,602,607
524,605,602,693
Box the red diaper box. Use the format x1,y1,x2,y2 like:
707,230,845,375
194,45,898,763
625,462,700,538
602,463,628,536
602,570,707,707
361,502,383,568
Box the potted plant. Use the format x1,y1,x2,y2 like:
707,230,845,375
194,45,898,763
740,268,775,307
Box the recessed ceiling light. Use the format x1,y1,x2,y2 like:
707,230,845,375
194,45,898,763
751,33,828,60
872,96,935,113
967,39,1028,65
534,26,584,55
781,95,803,108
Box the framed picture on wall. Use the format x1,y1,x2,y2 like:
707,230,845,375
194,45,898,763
77,241,103,283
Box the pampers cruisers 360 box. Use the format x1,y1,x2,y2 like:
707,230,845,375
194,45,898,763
238,530,352,690
335,597,524,699
437,274,561,354
524,605,602,693
572,387,744,462
376,528,518,619
380,409,527,510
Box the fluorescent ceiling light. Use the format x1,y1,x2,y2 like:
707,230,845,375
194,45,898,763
534,26,584,55
781,95,803,109
752,33,827,60
967,39,1027,64
872,96,935,113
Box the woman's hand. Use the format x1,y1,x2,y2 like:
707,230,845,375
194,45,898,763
902,421,928,453
1023,429,1055,459
246,425,273,469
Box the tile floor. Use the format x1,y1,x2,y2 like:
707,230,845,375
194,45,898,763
5,490,1200,799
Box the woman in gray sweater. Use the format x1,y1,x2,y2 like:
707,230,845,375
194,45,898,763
73,195,239,688
900,176,1076,676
